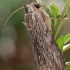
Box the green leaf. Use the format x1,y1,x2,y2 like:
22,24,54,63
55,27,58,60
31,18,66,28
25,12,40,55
50,4,60,35
64,33,70,44
54,0,70,40
66,62,70,65
66,62,70,70
56,35,64,51
62,44,70,52
50,4,57,29
50,4,60,18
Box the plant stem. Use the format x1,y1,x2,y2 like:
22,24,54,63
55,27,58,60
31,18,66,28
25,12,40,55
54,0,70,40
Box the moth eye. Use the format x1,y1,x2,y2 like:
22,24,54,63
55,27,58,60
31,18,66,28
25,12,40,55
34,4,40,9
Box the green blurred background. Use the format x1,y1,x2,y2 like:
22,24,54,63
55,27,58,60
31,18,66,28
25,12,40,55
0,0,70,70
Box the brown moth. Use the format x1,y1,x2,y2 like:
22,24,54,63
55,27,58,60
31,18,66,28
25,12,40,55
24,3,66,70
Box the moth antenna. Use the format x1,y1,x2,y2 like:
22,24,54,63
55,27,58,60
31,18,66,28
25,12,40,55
4,6,24,25
51,15,67,20
51,18,61,20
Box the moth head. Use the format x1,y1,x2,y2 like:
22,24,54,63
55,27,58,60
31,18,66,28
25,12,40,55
24,3,41,13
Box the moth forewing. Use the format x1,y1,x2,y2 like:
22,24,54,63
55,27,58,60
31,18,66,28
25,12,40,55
24,3,65,70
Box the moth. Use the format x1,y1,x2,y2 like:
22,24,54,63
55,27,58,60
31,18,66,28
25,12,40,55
4,3,66,70
24,3,66,70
